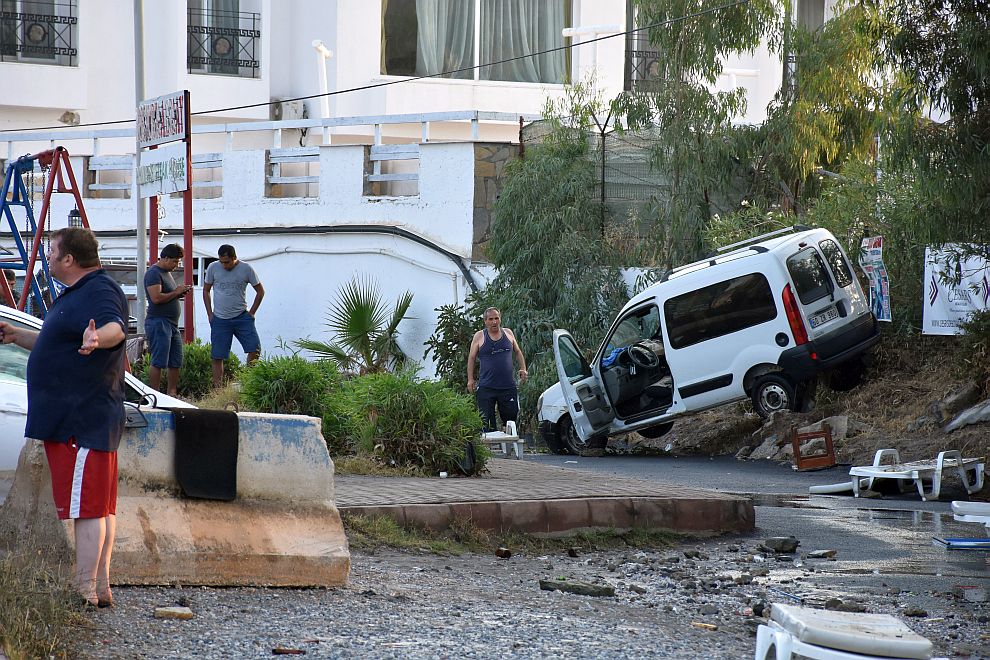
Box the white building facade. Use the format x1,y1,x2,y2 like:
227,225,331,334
0,0,818,368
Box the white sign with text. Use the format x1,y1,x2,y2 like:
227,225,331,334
923,245,990,335
137,142,188,198
137,91,188,148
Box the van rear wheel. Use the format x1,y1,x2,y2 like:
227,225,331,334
752,375,796,419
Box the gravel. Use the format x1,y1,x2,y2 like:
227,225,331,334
74,530,990,659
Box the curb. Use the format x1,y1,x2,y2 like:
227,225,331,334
340,495,755,536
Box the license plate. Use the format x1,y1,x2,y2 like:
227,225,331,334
809,306,839,328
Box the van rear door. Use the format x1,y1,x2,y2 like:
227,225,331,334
785,242,866,339
552,330,614,442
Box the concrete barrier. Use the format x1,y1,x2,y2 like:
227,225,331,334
0,409,350,587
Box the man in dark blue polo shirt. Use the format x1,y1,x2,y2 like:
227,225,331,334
0,227,127,609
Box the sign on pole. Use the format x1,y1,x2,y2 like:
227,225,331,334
858,236,892,322
136,89,195,342
137,142,187,198
923,245,990,335
137,91,190,199
137,91,188,148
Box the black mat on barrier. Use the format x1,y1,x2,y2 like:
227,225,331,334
172,408,239,501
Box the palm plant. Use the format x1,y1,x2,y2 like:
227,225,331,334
295,276,414,375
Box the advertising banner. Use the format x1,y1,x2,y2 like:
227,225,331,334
137,142,188,198
923,245,990,335
858,236,892,322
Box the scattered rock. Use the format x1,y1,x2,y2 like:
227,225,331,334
272,648,306,656
933,383,982,423
683,549,701,559
902,607,928,617
495,547,512,559
825,598,867,613
806,549,838,559
735,445,753,459
539,578,615,598
762,537,800,554
857,489,884,499
154,606,193,620
699,604,719,615
944,398,990,433
567,547,580,558
629,584,648,594
734,574,754,585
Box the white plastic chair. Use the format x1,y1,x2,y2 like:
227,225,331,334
480,420,526,459
848,449,984,501
754,604,937,660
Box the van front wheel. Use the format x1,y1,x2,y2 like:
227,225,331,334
752,375,796,419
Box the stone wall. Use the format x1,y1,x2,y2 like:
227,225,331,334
472,143,519,261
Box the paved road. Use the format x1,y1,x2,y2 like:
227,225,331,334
528,453,990,593
526,453,975,509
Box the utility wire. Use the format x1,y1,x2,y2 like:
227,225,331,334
0,0,749,134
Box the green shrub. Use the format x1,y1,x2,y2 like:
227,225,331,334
132,338,240,398
337,371,488,475
321,388,360,457
239,356,338,417
179,339,241,398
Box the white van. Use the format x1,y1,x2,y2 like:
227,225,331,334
537,226,880,454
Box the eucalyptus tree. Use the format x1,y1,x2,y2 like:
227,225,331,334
622,0,779,267
483,87,630,422
882,0,990,243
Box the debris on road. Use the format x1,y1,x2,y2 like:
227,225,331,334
153,606,194,620
539,578,615,597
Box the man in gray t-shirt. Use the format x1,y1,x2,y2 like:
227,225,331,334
202,244,265,387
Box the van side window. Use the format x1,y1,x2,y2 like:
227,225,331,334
787,247,833,304
818,239,853,287
664,274,777,349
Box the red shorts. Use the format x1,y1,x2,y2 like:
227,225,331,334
43,439,118,520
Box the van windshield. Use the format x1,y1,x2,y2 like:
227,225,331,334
787,248,833,304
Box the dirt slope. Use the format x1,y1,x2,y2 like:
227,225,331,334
623,335,990,466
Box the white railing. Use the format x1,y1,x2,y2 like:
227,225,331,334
1,110,537,198
1,110,539,159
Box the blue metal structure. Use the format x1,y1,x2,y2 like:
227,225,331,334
0,147,89,316
0,154,52,314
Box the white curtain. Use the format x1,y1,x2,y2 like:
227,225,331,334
415,0,474,79
480,0,567,84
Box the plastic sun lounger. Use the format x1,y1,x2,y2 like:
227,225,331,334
848,449,984,502
933,501,990,551
754,603,938,660
481,421,526,459
951,500,990,530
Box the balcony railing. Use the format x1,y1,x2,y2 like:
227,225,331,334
0,0,78,67
624,35,662,92
187,7,260,78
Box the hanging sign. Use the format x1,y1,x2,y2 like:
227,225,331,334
137,91,189,148
137,142,188,198
922,245,990,335
858,236,892,322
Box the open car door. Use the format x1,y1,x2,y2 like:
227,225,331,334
552,330,614,442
